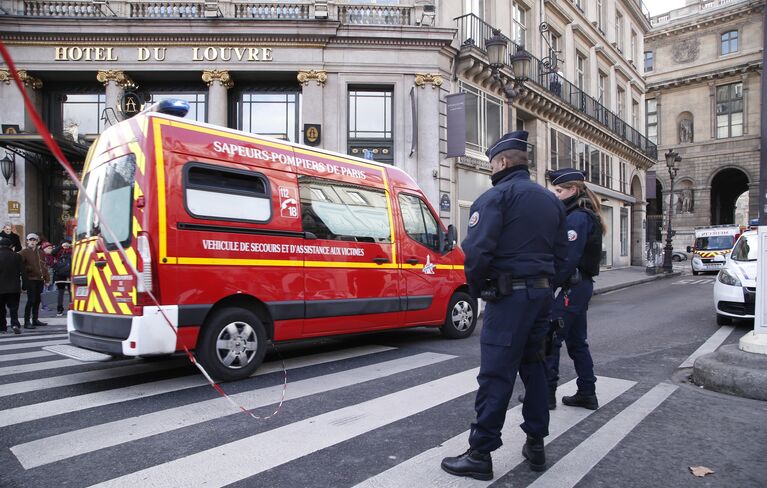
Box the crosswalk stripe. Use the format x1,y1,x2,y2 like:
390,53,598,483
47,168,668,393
0,350,53,363
1,344,404,429
0,339,69,352
86,366,481,488
353,375,636,488
0,333,68,342
679,325,734,368
13,350,454,469
0,344,392,399
527,382,678,488
0,358,109,376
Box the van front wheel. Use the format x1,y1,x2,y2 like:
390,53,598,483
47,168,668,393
196,307,267,382
441,292,477,339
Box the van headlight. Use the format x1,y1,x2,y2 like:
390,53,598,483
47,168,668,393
717,269,741,287
692,256,702,264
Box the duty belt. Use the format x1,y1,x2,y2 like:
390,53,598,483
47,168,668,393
509,277,551,290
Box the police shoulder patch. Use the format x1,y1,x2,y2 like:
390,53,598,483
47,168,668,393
469,211,480,228
567,230,578,241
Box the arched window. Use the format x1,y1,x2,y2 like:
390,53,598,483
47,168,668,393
678,112,694,143
721,30,738,55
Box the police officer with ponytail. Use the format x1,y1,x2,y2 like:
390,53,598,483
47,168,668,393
546,168,605,410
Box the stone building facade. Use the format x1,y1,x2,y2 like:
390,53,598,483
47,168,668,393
0,0,655,267
645,0,764,251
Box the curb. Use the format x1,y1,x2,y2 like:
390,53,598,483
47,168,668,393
692,344,767,401
593,270,682,296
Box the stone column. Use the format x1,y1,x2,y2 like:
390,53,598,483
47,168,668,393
297,69,327,144
0,70,44,133
202,70,233,127
97,70,133,125
414,73,443,207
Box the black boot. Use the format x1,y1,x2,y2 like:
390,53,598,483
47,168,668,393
32,320,47,327
522,435,547,472
23,321,36,330
441,449,493,481
562,391,599,410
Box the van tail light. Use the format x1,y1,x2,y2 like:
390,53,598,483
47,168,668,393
136,232,154,305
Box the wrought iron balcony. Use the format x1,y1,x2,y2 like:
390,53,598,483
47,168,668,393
455,14,658,161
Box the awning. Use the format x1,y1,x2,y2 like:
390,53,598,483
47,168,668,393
0,134,90,161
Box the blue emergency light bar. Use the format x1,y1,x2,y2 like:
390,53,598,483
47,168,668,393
141,99,190,117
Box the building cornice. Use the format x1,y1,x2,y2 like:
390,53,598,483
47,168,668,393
544,0,575,25
646,60,762,91
647,2,763,40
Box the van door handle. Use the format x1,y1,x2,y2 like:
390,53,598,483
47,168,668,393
94,260,107,269
406,258,419,265
372,257,390,264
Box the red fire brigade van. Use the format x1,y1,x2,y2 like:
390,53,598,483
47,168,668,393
56,100,477,381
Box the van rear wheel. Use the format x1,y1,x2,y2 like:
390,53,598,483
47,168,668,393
441,291,477,339
196,307,267,382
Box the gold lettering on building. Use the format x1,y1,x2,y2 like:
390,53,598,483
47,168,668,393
137,47,167,62
55,46,273,62
55,46,117,61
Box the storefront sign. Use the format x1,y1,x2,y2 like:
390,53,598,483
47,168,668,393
446,93,466,158
120,91,144,117
54,46,274,63
8,201,20,217
304,124,321,146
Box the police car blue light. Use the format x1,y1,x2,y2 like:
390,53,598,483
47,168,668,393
143,99,190,117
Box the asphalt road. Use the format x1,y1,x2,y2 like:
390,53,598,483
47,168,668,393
0,273,764,487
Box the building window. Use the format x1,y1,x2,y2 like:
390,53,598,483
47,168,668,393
632,99,639,129
596,0,604,31
461,82,504,154
721,30,738,55
575,0,584,12
550,128,574,171
617,86,625,119
239,92,300,142
589,146,600,184
598,71,607,105
630,30,638,64
716,82,743,138
615,11,624,52
620,207,629,256
600,153,612,188
644,51,654,72
550,31,563,70
464,0,484,17
646,99,658,144
62,93,107,138
147,92,207,122
348,87,394,162
576,53,587,91
511,2,527,47
619,161,628,194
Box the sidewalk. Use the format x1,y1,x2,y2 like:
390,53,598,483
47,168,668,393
593,266,681,295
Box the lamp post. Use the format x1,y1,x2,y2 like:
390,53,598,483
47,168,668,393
662,148,681,273
485,30,532,99
0,152,15,186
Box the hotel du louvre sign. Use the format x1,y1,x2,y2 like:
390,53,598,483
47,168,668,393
53,46,274,63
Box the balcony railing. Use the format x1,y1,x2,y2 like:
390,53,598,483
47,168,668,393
455,14,658,160
10,0,419,23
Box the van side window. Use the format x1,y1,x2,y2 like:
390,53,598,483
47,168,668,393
184,163,271,223
298,176,392,243
399,193,440,251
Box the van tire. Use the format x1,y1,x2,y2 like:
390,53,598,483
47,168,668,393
441,292,477,339
196,307,267,382
716,313,733,326
692,269,699,276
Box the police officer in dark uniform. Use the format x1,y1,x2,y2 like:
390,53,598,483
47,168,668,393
441,131,568,480
546,168,605,410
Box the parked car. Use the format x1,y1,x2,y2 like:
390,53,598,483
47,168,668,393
672,251,688,262
713,230,756,325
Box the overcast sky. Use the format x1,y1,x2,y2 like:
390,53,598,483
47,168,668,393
643,0,687,16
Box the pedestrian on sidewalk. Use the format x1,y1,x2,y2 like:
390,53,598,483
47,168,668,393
0,224,22,252
18,233,50,329
52,238,72,316
441,131,568,480
545,168,605,410
0,237,26,334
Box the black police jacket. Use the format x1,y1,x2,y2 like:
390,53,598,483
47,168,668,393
552,198,603,287
0,248,26,294
461,166,568,297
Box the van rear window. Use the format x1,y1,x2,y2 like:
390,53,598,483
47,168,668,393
184,164,271,223
75,154,136,249
299,177,391,243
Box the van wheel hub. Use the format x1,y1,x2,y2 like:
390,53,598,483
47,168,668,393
451,301,473,332
215,321,258,369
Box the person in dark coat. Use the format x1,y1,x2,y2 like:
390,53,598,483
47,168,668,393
0,236,26,334
441,131,568,480
18,233,50,329
52,238,73,316
546,168,605,410
1,224,22,252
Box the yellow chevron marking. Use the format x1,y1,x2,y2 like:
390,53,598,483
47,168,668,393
90,271,116,314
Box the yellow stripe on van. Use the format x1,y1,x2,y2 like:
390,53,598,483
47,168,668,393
169,119,294,152
174,256,398,269
153,120,170,262
90,271,117,314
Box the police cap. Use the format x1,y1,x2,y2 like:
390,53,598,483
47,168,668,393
548,167,586,185
485,130,529,161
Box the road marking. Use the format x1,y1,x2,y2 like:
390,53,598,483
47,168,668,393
15,351,457,470
0,333,68,342
0,339,69,352
528,382,678,488
679,325,734,369
2,345,406,430
353,375,635,488
0,358,103,376
0,350,54,363
673,279,715,285
85,367,480,488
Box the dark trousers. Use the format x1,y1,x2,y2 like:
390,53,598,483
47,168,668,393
469,287,552,453
546,280,596,395
24,280,45,323
1,292,21,329
56,282,71,313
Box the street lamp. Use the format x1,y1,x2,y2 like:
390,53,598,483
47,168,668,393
0,152,15,186
485,29,531,99
662,148,682,273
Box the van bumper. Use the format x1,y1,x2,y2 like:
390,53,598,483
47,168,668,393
691,257,725,272
67,306,179,357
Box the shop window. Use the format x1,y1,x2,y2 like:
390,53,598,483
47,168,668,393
348,87,394,163
460,82,504,155
239,92,300,142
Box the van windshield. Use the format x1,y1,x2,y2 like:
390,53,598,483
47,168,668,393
75,154,136,248
731,234,758,262
694,236,733,251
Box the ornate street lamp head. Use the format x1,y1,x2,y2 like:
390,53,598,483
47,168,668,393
485,29,508,82
0,153,15,184
510,46,532,85
664,149,681,173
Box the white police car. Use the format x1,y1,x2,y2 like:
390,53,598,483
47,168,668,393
713,229,756,325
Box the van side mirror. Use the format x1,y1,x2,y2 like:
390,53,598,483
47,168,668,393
441,224,457,253
686,246,692,253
